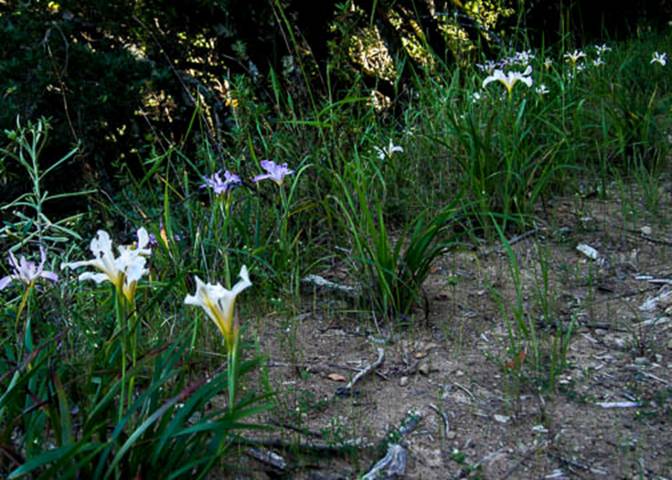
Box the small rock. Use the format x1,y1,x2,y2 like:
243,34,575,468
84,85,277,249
399,376,409,387
455,370,464,377
577,243,599,260
418,361,431,376
641,226,652,236
445,431,457,440
594,328,607,336
634,357,649,365
494,414,510,424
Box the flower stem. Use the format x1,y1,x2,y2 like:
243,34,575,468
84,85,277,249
227,338,239,413
116,287,127,422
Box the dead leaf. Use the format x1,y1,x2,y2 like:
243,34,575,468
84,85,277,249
327,373,347,382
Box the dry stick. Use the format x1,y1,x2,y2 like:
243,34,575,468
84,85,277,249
552,453,608,476
301,274,360,298
628,230,672,247
336,347,385,397
428,403,450,437
481,226,542,256
245,447,287,472
42,26,78,142
637,370,671,387
452,382,476,402
267,359,387,380
236,436,371,455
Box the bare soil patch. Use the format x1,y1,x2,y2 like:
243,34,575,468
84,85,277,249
237,192,672,479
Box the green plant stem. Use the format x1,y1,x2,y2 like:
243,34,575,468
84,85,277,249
116,288,127,423
15,283,34,354
227,339,239,414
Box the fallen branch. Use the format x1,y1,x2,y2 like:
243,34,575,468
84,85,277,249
236,436,373,455
362,410,423,480
595,401,641,409
362,444,407,480
336,347,385,397
301,274,360,298
481,226,542,256
245,447,287,472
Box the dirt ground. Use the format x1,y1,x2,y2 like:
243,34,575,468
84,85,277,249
238,191,672,479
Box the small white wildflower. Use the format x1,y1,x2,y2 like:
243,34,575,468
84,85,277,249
564,49,587,65
373,140,404,160
482,66,533,94
595,44,611,56
651,52,667,66
535,84,549,95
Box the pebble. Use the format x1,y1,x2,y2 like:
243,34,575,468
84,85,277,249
494,414,510,424
418,361,431,376
634,357,649,365
400,376,409,387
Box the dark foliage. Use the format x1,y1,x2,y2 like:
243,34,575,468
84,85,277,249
1,0,670,203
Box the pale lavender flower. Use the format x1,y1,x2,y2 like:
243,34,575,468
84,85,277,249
476,60,498,74
147,233,159,248
511,50,535,66
201,170,242,195
252,160,294,186
0,247,58,290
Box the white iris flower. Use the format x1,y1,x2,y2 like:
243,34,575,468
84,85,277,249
482,66,533,95
651,52,668,66
564,49,586,65
184,266,251,351
374,140,404,160
62,228,151,302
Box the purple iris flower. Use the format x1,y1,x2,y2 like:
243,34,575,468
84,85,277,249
252,160,294,186
200,170,242,195
0,247,58,290
147,233,159,248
